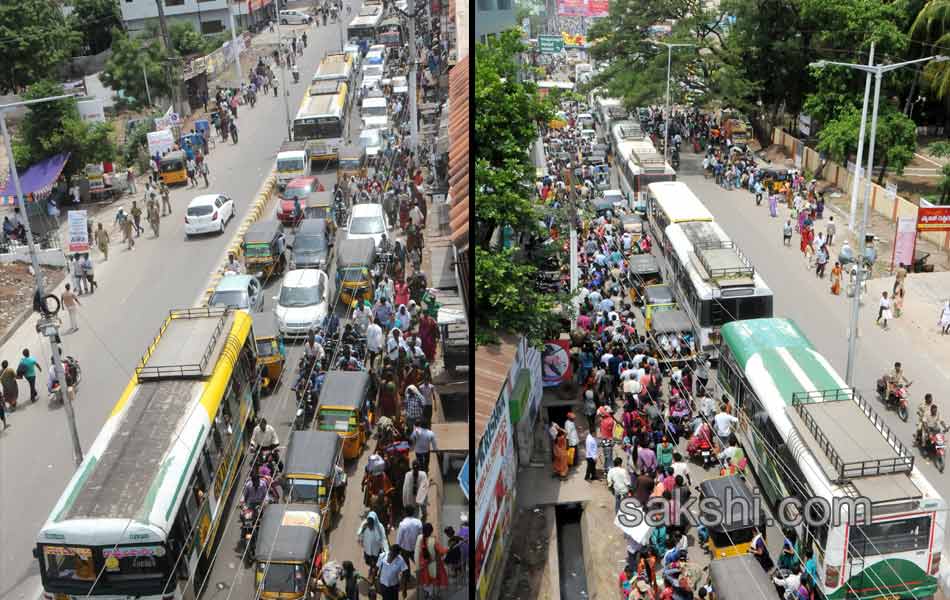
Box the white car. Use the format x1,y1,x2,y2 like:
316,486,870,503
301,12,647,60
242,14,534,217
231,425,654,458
184,194,234,237
272,269,329,336
359,128,383,158
368,44,386,55
361,97,389,130
362,63,384,90
602,189,625,209
279,9,310,24
346,203,390,249
390,76,408,95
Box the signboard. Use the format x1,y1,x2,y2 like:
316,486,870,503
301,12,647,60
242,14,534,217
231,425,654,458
885,182,898,201
155,113,180,130
475,387,516,589
917,207,950,232
891,216,916,271
847,161,865,178
542,339,572,386
522,16,531,38
147,129,175,157
458,456,469,500
557,0,608,17
538,35,564,54
798,113,812,137
67,210,89,253
85,164,104,191
562,31,586,46
77,98,105,123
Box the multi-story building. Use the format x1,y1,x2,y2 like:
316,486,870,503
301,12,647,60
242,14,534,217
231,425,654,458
475,0,516,43
119,0,274,36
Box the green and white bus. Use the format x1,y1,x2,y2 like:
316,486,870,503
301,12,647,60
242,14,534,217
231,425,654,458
718,317,946,600
35,307,259,599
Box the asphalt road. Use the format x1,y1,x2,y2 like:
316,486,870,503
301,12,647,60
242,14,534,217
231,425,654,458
0,12,354,599
674,148,950,556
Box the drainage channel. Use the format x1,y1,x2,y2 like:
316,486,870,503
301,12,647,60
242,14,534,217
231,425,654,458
556,503,588,599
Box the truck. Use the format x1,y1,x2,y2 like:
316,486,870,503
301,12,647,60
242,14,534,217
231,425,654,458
276,140,314,188
719,110,753,149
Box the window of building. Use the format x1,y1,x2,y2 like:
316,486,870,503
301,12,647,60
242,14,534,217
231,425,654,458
165,0,184,6
477,0,492,11
201,19,225,33
497,0,511,9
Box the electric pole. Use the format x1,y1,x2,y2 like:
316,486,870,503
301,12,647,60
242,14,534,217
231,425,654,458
0,98,84,467
407,0,418,151
227,0,244,85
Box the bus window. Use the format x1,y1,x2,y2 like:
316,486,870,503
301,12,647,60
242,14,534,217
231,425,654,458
851,516,932,556
42,546,96,582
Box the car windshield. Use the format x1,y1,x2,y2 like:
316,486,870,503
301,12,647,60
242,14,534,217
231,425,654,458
187,204,213,217
277,158,304,172
210,290,249,309
349,215,384,235
295,235,325,251
256,339,276,357
279,282,323,307
283,187,311,200
360,132,380,148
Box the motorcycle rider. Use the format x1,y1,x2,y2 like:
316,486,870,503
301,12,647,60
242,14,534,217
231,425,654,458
885,362,909,406
225,253,244,274
250,417,279,453
916,394,935,446
922,403,949,447
242,472,270,509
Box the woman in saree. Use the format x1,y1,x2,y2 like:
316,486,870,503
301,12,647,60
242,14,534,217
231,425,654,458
830,262,842,295
552,431,569,479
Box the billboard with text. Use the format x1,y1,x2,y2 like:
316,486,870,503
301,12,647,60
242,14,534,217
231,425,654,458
558,0,608,17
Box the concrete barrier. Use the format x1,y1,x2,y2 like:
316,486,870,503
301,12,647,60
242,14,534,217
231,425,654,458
0,247,66,267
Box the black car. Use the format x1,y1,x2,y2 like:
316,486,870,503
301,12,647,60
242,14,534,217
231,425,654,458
288,219,331,271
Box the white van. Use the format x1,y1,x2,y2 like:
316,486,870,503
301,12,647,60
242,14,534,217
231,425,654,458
279,9,310,24
361,97,389,130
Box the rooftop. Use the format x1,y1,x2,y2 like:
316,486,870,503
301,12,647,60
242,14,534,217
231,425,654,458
474,334,520,441
448,55,469,251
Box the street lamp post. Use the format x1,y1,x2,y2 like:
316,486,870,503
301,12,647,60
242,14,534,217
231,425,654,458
0,94,85,467
651,41,696,164
274,15,293,140
810,52,949,386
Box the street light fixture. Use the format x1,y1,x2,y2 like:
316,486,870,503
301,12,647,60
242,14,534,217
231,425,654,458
649,40,696,164
810,51,946,385
0,93,85,467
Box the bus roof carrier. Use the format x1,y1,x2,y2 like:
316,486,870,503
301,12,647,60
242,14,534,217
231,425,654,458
136,307,233,380
615,122,644,140
694,241,755,281
790,388,915,483
633,150,667,172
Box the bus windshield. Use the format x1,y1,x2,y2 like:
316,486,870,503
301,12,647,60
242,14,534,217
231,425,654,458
41,546,97,583
293,118,343,141
277,158,305,172
102,545,169,582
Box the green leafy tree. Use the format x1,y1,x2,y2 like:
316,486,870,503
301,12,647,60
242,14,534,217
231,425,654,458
0,0,80,93
817,103,917,183
169,21,222,56
13,80,116,182
68,0,122,54
927,141,950,203
911,0,950,101
475,248,559,346
101,28,174,107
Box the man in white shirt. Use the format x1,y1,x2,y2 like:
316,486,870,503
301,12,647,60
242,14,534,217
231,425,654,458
365,316,384,371
584,431,600,481
352,302,371,334
564,413,579,466
713,408,739,445
251,417,279,451
671,452,691,486
376,545,409,600
773,564,802,599
395,507,423,564
606,457,631,513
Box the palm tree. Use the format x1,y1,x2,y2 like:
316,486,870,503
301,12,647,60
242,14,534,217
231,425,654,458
911,0,950,100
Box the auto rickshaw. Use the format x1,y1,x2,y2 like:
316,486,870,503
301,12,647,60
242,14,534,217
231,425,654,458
699,475,766,560
642,283,675,327
708,555,776,600
254,315,286,394
282,430,346,523
760,167,791,194
336,238,376,307
627,256,661,304
159,150,188,186
592,197,615,219
650,309,696,362
337,144,367,180
242,220,287,281
620,213,643,237
254,504,327,600
315,371,372,460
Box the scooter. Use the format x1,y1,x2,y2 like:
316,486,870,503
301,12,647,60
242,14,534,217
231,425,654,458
875,377,911,422
237,502,261,566
917,425,949,473
688,435,716,469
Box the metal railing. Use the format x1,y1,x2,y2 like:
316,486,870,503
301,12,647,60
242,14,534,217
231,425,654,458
136,306,230,380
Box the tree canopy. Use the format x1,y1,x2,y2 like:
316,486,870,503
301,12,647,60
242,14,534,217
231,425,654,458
0,0,80,93
68,0,122,55
101,29,175,107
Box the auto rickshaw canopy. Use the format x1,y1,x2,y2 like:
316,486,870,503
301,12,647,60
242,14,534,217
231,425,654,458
160,150,186,170
698,475,765,537
336,238,377,269
285,430,343,480
244,220,284,248
254,504,322,562
628,254,660,277
760,167,790,181
708,555,776,599
650,309,692,334
318,370,372,411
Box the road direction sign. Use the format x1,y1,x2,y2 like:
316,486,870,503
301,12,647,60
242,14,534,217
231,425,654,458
538,35,564,54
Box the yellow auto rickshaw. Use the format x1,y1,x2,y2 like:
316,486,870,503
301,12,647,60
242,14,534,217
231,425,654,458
641,283,675,328
708,555,776,600
315,371,372,460
699,475,766,560
242,220,287,281
337,145,367,181
282,430,346,524
760,167,791,194
254,504,327,599
159,150,188,186
253,315,286,394
335,238,376,307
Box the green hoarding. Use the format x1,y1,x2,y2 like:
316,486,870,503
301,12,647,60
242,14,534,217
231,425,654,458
538,35,564,54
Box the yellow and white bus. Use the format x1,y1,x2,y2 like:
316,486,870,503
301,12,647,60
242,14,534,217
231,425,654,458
293,80,349,161
312,52,355,88
35,307,259,599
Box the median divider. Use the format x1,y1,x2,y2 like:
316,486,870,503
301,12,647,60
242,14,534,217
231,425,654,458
199,171,278,306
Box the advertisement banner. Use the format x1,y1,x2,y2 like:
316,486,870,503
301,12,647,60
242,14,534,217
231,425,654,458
541,339,572,387
475,392,515,587
557,0,607,16
68,210,89,253
891,216,917,271
917,207,950,232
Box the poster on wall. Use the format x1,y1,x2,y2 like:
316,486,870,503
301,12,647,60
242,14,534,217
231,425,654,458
475,393,516,591
891,216,917,271
67,210,89,253
541,339,572,387
558,0,608,17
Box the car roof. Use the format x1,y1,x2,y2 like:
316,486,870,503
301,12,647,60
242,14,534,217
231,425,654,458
296,219,327,235
189,194,221,206
362,97,387,106
350,203,384,217
215,274,256,291
282,269,325,287
287,176,318,188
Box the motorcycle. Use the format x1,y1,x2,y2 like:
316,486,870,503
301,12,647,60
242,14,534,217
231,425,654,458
48,356,82,406
917,424,949,473
237,503,262,566
845,264,868,299
875,377,911,422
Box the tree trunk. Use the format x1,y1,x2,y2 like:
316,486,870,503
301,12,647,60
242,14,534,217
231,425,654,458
876,155,889,186
904,67,921,116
